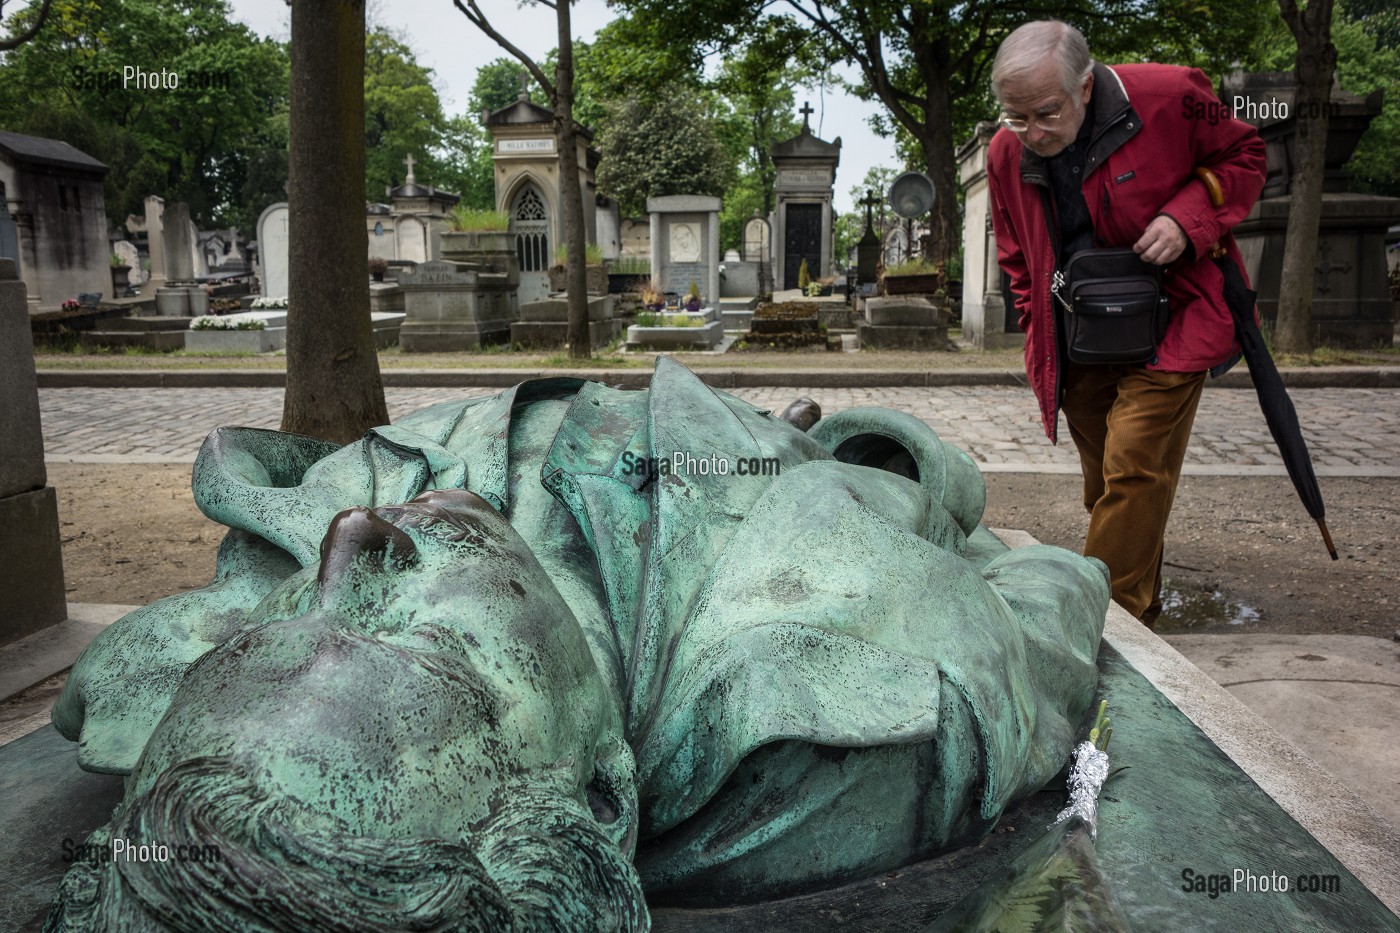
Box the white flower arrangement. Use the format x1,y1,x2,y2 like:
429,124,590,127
251,296,289,309
191,315,266,331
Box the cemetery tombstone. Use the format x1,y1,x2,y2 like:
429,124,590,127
188,218,207,279
957,122,1023,349
855,190,881,285
154,203,205,316
0,258,66,646
143,195,165,294
771,103,841,290
741,213,772,296
398,259,513,352
256,202,290,301
647,195,721,309
719,248,759,300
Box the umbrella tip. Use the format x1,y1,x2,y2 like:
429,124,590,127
1317,519,1338,561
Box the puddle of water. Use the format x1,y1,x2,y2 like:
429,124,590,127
1155,582,1261,631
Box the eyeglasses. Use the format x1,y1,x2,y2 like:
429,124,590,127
999,108,1066,133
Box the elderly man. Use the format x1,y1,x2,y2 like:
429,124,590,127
986,20,1266,626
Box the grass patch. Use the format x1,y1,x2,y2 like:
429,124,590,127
447,207,510,232
884,258,943,276
609,256,650,275
634,312,705,327
539,353,640,368
554,243,606,265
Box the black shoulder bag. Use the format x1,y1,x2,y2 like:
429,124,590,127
1039,190,1170,365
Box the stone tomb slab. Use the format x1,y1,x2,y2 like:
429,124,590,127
858,297,951,350
398,260,514,352
511,296,619,349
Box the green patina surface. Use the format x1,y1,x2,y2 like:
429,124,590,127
7,646,1396,930
38,358,1118,930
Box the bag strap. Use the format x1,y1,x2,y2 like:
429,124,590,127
1037,187,1075,315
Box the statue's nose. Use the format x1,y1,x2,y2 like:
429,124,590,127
317,506,419,589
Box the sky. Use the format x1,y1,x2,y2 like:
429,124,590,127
226,0,897,215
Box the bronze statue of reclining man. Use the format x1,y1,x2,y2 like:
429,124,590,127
46,358,1109,931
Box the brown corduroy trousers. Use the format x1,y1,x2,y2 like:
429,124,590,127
1060,363,1207,627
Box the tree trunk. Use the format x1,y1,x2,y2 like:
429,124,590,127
554,0,591,359
1275,0,1337,356
920,34,959,266
282,0,388,443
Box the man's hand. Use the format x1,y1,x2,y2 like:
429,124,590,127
1133,215,1189,265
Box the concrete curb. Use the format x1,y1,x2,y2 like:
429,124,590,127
992,528,1400,917
34,366,1400,390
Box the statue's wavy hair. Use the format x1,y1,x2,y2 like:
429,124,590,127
44,756,648,933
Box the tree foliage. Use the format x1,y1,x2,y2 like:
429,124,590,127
363,29,446,198
1245,0,1400,198
594,85,734,217
0,0,288,230
611,0,1278,264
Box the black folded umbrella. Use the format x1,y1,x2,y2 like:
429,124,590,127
1214,254,1338,560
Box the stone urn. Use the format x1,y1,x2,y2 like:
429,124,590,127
110,264,131,299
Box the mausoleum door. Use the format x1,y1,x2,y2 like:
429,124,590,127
783,203,822,290
511,184,550,304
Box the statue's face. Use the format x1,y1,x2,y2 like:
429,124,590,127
127,489,632,850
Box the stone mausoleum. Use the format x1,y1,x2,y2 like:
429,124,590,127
0,130,110,312
485,85,601,304
366,154,460,265
770,105,840,290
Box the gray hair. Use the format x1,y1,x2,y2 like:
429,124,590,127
991,21,1094,102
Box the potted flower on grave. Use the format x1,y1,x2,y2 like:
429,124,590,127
641,283,666,313
368,256,388,283
797,258,812,292
109,253,131,297
683,280,702,313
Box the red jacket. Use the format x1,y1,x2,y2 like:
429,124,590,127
987,62,1266,441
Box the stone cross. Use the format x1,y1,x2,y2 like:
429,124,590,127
519,73,530,99
404,153,416,185
1313,241,1352,294
799,101,814,131
860,189,880,234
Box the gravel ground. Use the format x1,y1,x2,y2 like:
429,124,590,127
46,464,1397,639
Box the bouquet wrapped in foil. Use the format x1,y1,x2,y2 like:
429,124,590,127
930,702,1128,932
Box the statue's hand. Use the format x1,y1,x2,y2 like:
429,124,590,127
52,530,301,774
